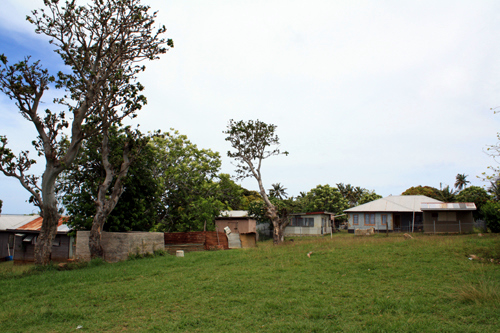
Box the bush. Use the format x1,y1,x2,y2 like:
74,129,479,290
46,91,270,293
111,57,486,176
480,201,500,233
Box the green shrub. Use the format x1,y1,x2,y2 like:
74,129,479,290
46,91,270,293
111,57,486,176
480,201,500,233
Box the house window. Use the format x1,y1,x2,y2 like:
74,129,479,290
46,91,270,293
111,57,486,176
364,214,375,226
290,217,314,227
438,212,457,222
381,215,387,226
353,214,359,225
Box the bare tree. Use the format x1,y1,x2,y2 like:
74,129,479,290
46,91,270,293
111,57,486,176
0,0,172,265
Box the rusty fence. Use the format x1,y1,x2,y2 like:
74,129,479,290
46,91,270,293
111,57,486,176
163,231,229,253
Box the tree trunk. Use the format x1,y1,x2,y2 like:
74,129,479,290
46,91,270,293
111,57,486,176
88,128,132,259
272,220,281,245
34,169,60,265
89,212,106,259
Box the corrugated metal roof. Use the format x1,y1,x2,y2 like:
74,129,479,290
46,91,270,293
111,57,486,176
421,202,476,211
0,215,40,231
344,195,443,213
220,210,248,217
16,216,70,232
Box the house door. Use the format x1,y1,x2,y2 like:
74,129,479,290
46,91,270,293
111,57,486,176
394,215,401,231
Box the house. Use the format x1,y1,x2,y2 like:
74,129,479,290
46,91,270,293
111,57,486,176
344,195,476,233
0,215,40,260
344,195,442,233
284,212,335,236
215,210,257,247
9,216,74,263
420,202,476,233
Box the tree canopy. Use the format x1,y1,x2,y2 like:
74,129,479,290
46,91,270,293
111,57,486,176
401,186,441,200
0,0,171,264
298,184,349,215
224,119,289,244
454,173,470,191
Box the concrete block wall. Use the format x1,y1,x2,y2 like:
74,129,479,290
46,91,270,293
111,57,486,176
76,231,164,263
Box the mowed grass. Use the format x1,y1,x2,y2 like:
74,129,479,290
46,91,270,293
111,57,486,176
0,233,499,332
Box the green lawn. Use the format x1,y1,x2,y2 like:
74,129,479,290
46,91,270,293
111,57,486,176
0,233,499,332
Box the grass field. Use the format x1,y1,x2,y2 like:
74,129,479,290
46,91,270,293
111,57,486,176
0,233,499,332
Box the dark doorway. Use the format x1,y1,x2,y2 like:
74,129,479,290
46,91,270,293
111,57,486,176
394,215,401,231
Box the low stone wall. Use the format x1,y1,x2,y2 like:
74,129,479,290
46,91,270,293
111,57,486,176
75,231,164,263
355,227,375,236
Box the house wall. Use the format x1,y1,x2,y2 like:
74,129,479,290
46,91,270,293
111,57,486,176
284,214,332,236
75,231,164,263
0,231,14,258
13,233,72,263
422,211,474,233
215,218,257,234
348,213,393,231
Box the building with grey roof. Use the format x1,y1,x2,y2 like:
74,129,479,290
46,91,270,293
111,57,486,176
344,195,476,233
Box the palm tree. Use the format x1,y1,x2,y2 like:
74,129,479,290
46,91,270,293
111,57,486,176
454,173,470,191
336,183,364,207
437,185,456,202
268,183,287,200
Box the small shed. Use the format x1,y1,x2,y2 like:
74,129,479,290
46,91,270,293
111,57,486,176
215,211,257,248
421,202,476,233
0,215,40,260
9,216,74,263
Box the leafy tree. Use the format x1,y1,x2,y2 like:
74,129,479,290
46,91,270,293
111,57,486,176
336,183,382,207
358,191,383,205
480,201,500,233
61,129,231,235
59,127,160,234
436,185,456,202
456,186,490,220
487,178,500,201
298,184,349,215
213,173,246,210
240,188,263,210
336,183,364,207
248,197,298,224
151,131,223,232
0,0,171,265
401,186,441,200
454,173,470,191
224,119,288,244
269,183,288,200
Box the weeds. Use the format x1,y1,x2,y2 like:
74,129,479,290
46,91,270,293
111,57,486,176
457,277,500,305
128,248,169,260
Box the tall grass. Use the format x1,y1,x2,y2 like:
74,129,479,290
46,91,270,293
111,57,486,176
0,233,498,332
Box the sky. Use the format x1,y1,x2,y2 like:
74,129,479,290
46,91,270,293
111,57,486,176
1,0,500,214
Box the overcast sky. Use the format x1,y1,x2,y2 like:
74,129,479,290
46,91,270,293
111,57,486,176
1,0,500,214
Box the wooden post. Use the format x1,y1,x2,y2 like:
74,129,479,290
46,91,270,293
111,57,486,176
459,220,461,234
412,210,415,233
433,220,436,234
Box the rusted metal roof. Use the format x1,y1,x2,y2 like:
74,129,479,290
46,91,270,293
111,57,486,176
16,216,69,232
420,202,476,211
0,215,40,230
